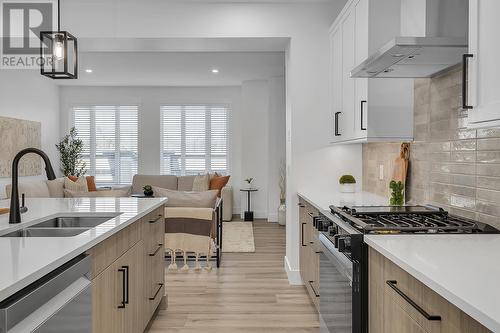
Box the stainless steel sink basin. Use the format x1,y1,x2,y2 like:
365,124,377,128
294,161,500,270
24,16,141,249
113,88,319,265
0,214,120,238
32,215,118,228
1,227,91,237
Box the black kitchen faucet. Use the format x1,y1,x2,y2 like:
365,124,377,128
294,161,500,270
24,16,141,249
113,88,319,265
9,148,56,224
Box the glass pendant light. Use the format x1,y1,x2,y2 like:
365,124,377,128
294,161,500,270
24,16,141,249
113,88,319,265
40,0,78,79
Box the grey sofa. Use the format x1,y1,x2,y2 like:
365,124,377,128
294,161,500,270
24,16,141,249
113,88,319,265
128,174,233,221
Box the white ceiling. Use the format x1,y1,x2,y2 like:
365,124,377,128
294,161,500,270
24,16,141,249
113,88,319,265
78,37,290,53
57,51,285,86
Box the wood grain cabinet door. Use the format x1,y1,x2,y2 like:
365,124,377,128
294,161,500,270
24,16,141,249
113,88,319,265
92,257,126,333
120,240,144,333
92,241,144,333
369,247,491,333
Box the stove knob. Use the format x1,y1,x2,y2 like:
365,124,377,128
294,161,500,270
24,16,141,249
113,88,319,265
316,219,323,231
338,237,346,252
328,225,337,237
322,220,332,232
333,234,341,248
338,237,351,253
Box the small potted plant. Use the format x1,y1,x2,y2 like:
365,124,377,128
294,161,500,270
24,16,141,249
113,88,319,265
389,180,404,206
339,175,356,193
244,177,254,189
143,185,154,197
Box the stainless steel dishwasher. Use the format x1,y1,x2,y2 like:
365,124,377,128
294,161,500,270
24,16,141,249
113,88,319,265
0,254,92,333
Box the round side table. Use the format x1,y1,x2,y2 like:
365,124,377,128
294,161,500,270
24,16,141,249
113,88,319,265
239,188,258,221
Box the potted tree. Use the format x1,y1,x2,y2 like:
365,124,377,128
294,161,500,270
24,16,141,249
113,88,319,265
55,127,87,177
339,175,356,193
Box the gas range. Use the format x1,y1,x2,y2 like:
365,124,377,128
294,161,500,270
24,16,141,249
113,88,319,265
329,204,500,234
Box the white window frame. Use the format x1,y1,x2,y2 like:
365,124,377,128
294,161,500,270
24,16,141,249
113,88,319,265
71,104,140,185
160,104,230,176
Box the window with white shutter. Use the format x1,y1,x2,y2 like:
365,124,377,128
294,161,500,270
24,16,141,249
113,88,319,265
161,105,228,176
73,106,138,185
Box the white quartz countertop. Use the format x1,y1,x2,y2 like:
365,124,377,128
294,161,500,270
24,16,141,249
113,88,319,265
365,234,500,332
0,197,167,302
297,189,388,211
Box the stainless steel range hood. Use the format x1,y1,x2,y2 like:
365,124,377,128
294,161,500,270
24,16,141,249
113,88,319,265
351,0,468,78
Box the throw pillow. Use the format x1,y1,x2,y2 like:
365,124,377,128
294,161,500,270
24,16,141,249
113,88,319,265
46,178,65,198
209,175,230,197
64,176,88,192
153,187,218,208
64,189,130,198
68,175,97,192
192,173,210,192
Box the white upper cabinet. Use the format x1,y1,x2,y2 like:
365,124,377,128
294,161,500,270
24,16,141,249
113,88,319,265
466,0,500,128
329,0,414,144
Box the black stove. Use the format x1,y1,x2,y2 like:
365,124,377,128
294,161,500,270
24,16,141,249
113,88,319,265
329,204,499,234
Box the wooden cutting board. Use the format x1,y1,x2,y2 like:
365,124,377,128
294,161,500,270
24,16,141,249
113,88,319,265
0,208,9,215
391,143,410,184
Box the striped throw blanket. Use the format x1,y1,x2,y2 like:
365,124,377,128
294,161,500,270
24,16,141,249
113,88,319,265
164,207,215,271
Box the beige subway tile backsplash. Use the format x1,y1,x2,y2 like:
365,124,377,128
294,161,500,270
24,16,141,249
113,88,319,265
362,67,500,224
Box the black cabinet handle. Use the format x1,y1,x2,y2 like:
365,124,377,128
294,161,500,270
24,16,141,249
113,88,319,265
301,223,307,247
298,203,305,207
462,54,473,109
334,112,342,136
118,267,126,308
386,280,441,321
149,244,163,256
122,266,129,305
149,214,163,224
308,281,320,297
149,283,164,300
360,100,367,130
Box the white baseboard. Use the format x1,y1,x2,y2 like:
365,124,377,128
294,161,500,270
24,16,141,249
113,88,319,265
284,256,303,285
267,213,278,222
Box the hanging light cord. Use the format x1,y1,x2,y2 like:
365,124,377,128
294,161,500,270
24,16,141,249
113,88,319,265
57,0,61,32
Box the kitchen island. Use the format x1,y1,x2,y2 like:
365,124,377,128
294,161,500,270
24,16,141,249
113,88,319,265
0,197,167,332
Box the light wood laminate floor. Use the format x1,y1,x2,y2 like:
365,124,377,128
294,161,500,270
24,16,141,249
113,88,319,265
147,219,319,332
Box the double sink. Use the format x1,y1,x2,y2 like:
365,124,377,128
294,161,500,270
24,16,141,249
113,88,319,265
1,215,120,238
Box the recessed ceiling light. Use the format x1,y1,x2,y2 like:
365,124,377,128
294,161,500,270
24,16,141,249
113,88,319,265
85,69,93,73
211,69,219,73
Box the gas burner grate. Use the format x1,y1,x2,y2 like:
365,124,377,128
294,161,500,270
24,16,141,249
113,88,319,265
330,205,498,234
356,213,479,233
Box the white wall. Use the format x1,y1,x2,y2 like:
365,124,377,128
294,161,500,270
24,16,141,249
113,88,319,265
240,80,269,219
0,70,60,198
61,0,355,284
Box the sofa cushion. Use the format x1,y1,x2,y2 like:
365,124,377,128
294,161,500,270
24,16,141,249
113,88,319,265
64,176,89,192
132,174,177,194
46,178,65,198
64,189,131,197
5,181,50,198
192,174,210,192
177,175,195,191
68,175,97,191
153,187,218,208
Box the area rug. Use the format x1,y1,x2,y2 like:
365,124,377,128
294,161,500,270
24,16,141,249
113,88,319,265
222,222,255,253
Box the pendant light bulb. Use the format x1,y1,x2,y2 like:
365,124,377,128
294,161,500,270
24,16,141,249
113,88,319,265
53,34,64,60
